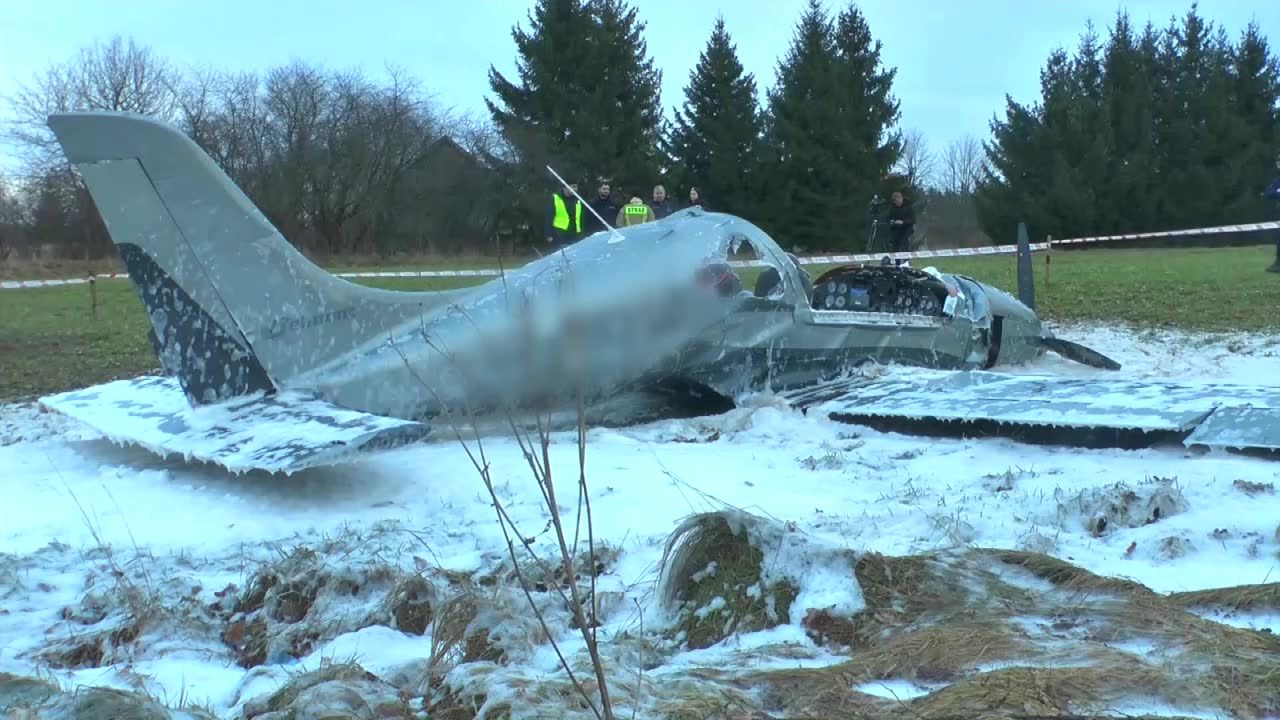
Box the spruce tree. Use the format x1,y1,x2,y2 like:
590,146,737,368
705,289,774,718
979,4,1279,241
1102,12,1159,232
1201,25,1251,223
664,17,763,216
975,95,1054,241
486,0,662,221
581,0,664,190
1153,6,1220,227
487,0,595,179
1067,24,1112,233
1230,22,1280,220
762,0,839,248
977,47,1084,242
832,4,902,195
1036,32,1106,236
764,0,901,251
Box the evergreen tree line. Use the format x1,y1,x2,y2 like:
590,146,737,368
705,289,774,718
489,0,906,252
0,1,1276,261
978,7,1280,241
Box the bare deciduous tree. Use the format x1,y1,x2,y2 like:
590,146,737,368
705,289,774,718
2,36,181,258
5,63,77,172
3,35,509,260
173,66,221,151
895,128,936,189
940,134,985,196
0,174,21,259
6,36,178,173
74,36,178,117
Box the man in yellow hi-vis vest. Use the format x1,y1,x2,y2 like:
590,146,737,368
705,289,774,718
615,196,656,226
546,182,583,249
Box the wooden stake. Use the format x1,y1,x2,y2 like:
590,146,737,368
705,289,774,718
1045,235,1052,289
89,276,97,320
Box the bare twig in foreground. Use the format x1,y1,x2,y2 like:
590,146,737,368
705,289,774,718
390,252,614,719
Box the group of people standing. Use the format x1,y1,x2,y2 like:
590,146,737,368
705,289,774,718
547,179,916,255
547,159,1280,267
546,180,706,248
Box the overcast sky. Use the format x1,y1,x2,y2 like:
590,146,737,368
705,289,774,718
1,0,1276,174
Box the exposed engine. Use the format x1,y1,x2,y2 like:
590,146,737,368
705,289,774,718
809,265,951,316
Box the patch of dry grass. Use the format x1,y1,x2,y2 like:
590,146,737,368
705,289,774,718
28,513,206,674
0,674,221,719
669,511,1280,720
241,660,414,720
219,544,410,667
985,548,1155,597
1168,582,1280,612
644,674,760,720
907,663,1173,717
0,672,60,709
840,621,1034,684
658,511,801,650
744,666,889,719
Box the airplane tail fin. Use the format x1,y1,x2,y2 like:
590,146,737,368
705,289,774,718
47,112,459,405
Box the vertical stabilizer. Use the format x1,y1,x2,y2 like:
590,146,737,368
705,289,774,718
47,112,467,405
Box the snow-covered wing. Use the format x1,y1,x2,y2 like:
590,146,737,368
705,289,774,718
801,370,1280,451
1183,406,1280,451
39,376,430,474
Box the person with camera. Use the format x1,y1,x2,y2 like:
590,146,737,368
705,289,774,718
887,191,916,253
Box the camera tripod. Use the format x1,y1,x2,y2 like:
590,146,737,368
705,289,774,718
865,216,885,254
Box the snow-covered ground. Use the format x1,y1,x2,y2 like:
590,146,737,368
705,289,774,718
1,322,1278,719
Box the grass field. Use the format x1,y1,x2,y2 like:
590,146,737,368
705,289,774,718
1,245,1277,402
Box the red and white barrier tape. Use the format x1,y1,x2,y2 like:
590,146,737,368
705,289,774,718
3,220,1275,291
766,241,1051,268
1051,220,1279,246
0,273,124,290
0,268,508,289
0,243,1048,289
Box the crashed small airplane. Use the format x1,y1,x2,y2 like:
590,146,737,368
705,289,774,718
38,112,1279,473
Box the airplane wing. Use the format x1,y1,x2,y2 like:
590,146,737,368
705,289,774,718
786,370,1280,454
40,375,431,474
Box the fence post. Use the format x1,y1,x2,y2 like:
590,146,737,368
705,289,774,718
1045,235,1052,288
89,275,98,320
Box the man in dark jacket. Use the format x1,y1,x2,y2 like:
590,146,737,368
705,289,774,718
651,185,675,219
584,181,619,237
887,191,916,253
1264,159,1280,273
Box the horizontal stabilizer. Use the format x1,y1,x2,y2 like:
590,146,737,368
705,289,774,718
796,370,1280,454
40,376,430,474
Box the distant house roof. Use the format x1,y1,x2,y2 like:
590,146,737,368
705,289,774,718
424,135,493,170
426,135,469,157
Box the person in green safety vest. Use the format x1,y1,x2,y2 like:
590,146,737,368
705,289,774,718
615,196,656,226
545,182,583,249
